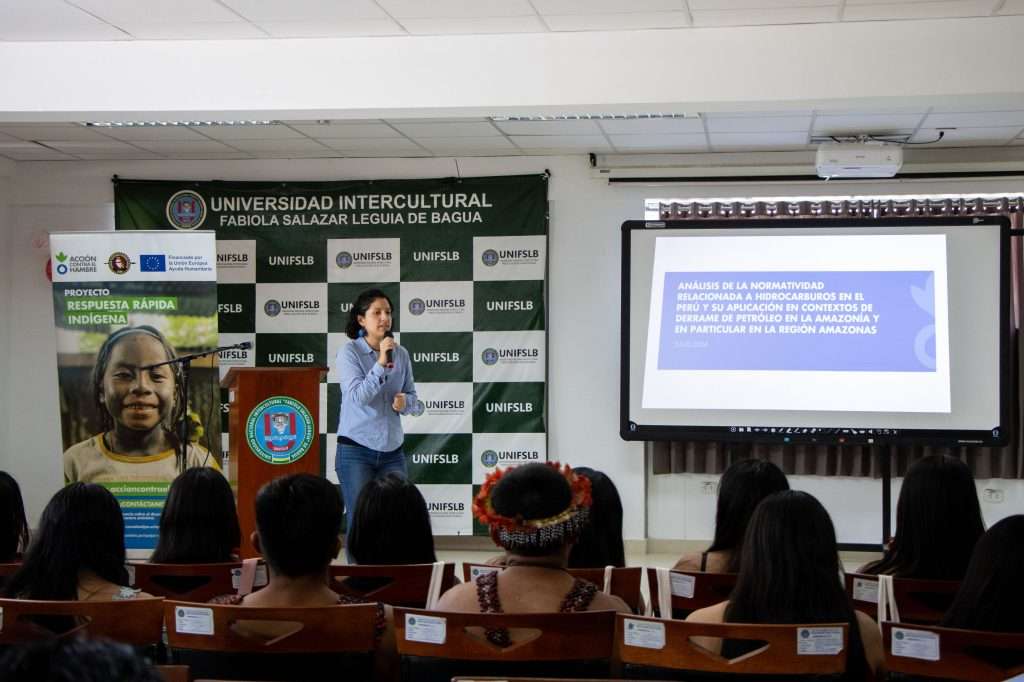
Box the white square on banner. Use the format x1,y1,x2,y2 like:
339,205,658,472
399,281,474,333
473,330,546,383
50,231,218,283
401,382,473,435
215,240,256,284
217,333,256,378
473,235,546,281
471,433,547,484
255,282,328,333
417,484,473,535
327,238,401,283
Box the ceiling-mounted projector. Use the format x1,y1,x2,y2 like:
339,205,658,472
815,141,903,179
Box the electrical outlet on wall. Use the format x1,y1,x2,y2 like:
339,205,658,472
982,488,1004,503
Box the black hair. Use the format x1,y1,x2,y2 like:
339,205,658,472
941,514,1024,632
3,483,128,600
348,473,436,565
150,467,241,563
707,459,789,573
490,462,574,557
92,325,184,433
861,454,984,580
0,637,162,682
568,467,625,568
254,474,342,578
725,490,867,679
344,289,394,340
0,472,29,562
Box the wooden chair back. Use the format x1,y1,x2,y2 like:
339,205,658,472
0,597,164,645
645,568,738,619
0,561,21,591
164,600,379,681
845,573,960,624
328,562,455,607
462,563,644,613
154,665,189,682
395,607,616,682
131,562,257,602
881,621,1024,681
617,613,849,679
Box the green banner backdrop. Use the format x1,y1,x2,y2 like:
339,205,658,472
115,175,549,535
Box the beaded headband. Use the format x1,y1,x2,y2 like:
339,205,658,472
472,462,592,552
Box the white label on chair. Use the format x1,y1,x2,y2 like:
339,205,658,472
469,566,499,582
797,627,844,655
231,568,241,588
125,565,136,587
254,563,269,587
175,606,214,636
623,619,666,650
891,628,940,661
852,578,879,603
405,614,446,645
669,573,696,599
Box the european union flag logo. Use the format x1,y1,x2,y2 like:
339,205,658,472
140,254,166,272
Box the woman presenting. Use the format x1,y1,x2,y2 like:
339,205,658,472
335,288,418,553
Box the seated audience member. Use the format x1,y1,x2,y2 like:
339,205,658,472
437,462,630,645
3,483,150,601
686,491,883,680
0,471,30,562
942,514,1024,633
568,467,626,569
0,637,162,682
674,458,789,573
860,454,984,580
348,473,436,565
150,467,241,563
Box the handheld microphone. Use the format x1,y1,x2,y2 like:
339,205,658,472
384,330,395,368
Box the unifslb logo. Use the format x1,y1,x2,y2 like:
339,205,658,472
409,400,426,416
481,249,499,267
336,250,392,268
264,298,320,317
245,396,314,465
481,450,499,467
336,251,353,268
485,401,534,413
409,298,426,316
268,255,314,266
166,190,207,230
407,297,466,316
481,348,499,365
486,299,534,312
481,247,541,266
264,300,282,317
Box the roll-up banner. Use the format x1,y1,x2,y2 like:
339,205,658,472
114,175,549,535
50,231,221,551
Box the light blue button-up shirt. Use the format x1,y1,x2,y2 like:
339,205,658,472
336,336,418,452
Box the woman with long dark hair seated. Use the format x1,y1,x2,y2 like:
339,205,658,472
348,473,436,566
150,467,241,563
436,462,629,641
942,514,1024,633
859,454,984,580
4,483,150,601
674,458,788,573
567,467,626,569
686,491,882,680
0,471,30,562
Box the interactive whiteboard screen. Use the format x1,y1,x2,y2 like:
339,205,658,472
622,218,1009,447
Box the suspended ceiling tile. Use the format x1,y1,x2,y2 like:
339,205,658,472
544,11,691,30
510,134,612,150
94,126,213,142
705,114,812,133
0,148,77,160
998,0,1024,13
320,138,426,153
224,139,334,153
131,140,241,154
375,0,536,18
691,6,838,25
493,119,602,135
71,151,167,160
533,0,686,13
842,0,997,21
0,124,112,141
258,19,405,37
197,124,307,140
921,110,1024,128
689,0,836,8
0,0,130,41
418,136,519,152
292,122,401,138
220,0,389,22
120,22,268,40
37,140,143,152
812,112,927,133
401,16,548,34
391,121,502,138
598,117,704,134
69,0,240,24
910,126,1023,145
609,133,709,151
709,132,811,150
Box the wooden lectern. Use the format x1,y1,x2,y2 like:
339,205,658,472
221,367,326,558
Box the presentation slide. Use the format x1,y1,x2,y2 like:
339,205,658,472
624,220,1007,443
642,234,950,413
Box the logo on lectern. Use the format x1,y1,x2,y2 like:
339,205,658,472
245,395,314,465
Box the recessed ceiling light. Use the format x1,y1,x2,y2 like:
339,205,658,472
81,120,279,128
490,113,697,122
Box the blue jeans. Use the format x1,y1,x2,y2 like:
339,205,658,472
335,441,408,562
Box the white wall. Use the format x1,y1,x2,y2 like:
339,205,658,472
0,159,12,466
5,155,1024,543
